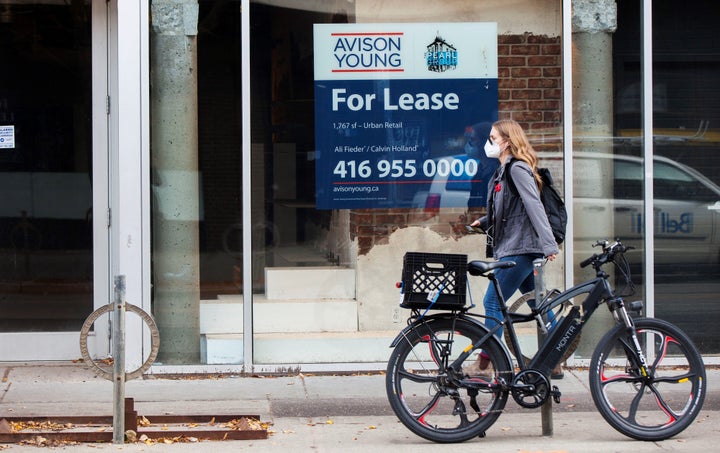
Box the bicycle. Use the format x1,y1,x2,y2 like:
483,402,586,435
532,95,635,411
385,239,706,443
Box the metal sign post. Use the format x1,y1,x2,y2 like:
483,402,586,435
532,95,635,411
533,259,553,436
112,275,126,444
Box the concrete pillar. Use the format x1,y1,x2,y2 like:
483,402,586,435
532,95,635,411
572,0,617,143
150,0,201,364
572,0,618,357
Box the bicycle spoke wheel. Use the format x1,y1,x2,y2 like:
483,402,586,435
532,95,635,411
386,317,510,443
589,317,706,441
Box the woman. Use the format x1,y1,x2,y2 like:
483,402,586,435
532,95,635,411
465,119,560,378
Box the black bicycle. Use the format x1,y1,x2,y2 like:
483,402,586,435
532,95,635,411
386,239,706,443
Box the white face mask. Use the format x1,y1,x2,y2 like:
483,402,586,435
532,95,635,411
484,139,502,159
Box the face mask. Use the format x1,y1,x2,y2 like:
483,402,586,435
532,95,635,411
484,139,501,158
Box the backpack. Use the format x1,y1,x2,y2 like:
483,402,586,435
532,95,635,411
505,160,567,244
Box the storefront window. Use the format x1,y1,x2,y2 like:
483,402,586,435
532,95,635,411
650,1,720,353
0,1,93,335
149,0,564,367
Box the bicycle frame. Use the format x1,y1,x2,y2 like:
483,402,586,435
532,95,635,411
454,273,616,379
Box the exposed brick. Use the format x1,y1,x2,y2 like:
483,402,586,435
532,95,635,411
527,34,560,44
352,213,374,224
512,111,543,122
543,67,562,77
528,55,559,66
498,100,529,111
358,236,373,255
498,44,510,55
544,111,561,122
498,56,527,67
499,78,527,89
498,89,510,100
544,88,562,99
498,35,526,44
542,44,562,55
375,214,407,225
498,67,510,78
512,89,542,100
528,78,559,88
530,122,560,131
357,225,376,236
510,67,542,78
529,100,560,110
511,45,540,55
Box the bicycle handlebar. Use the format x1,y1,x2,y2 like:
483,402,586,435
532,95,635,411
579,239,634,270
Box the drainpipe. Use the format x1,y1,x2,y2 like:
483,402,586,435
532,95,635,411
150,0,201,364
572,0,617,356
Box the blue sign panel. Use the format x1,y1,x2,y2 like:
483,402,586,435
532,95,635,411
314,23,498,209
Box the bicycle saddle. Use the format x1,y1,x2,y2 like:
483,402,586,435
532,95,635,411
468,260,517,276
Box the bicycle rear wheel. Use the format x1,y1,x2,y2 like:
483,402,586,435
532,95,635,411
589,317,706,441
386,317,511,443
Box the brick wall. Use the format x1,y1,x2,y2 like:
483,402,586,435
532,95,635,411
351,33,563,255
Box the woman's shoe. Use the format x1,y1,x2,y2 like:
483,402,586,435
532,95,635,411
551,363,564,380
463,361,494,381
463,352,493,380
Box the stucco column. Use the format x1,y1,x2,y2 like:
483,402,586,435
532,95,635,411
572,0,617,356
150,0,201,364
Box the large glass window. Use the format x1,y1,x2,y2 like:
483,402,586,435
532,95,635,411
148,0,565,367
0,1,93,334
573,0,720,357
650,0,720,353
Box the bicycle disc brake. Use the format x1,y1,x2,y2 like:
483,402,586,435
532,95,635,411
511,370,550,408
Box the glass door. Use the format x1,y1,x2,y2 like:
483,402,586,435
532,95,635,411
0,0,104,360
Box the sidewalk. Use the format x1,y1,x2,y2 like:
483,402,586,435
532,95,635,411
1,362,718,452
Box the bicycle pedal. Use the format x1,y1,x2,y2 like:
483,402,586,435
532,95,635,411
551,385,562,404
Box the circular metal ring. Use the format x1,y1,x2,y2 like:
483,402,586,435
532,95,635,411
79,303,160,381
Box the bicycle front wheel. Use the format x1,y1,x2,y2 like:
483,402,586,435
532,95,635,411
589,317,706,441
386,317,511,443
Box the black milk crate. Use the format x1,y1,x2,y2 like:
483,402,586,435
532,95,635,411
400,252,468,310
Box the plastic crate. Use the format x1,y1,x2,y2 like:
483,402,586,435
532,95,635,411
400,252,467,309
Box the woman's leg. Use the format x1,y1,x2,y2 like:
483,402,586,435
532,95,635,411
482,254,537,339
466,255,536,377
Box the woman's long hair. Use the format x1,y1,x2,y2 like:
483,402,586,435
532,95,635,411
493,119,542,187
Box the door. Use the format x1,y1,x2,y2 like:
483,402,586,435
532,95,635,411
0,0,108,360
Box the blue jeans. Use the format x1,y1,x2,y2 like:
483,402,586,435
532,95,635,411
483,254,540,339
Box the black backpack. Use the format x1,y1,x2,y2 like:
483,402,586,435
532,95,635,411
505,160,567,244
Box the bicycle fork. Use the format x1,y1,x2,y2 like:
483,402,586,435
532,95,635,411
608,297,651,376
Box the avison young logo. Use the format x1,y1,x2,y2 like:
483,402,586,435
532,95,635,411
330,32,404,73
425,33,457,73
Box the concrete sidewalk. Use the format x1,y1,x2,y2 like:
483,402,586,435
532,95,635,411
1,362,718,452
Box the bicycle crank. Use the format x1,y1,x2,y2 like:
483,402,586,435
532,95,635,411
511,370,550,408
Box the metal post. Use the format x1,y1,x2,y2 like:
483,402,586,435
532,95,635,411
533,259,553,436
112,275,126,444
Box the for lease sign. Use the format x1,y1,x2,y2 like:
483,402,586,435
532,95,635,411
314,23,498,209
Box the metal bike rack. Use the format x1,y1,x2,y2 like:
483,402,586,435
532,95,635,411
533,258,553,436
0,275,267,445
